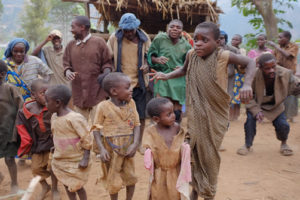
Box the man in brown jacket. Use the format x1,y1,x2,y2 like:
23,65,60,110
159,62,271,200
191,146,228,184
237,53,300,156
63,16,113,123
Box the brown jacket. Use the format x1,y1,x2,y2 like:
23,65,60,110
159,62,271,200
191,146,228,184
246,65,300,121
63,36,113,108
274,42,299,73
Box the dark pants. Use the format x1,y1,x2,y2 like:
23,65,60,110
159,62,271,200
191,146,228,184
133,87,146,120
244,111,290,148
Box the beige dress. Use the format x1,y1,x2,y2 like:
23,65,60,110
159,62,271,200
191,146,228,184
51,111,92,192
142,125,186,200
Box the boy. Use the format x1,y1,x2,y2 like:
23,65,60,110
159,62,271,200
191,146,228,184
92,72,140,200
150,22,256,200
16,79,59,199
0,60,23,193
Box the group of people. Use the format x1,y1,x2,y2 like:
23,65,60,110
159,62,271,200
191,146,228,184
0,11,299,200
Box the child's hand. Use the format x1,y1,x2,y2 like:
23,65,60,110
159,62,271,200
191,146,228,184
125,143,138,157
78,157,89,169
149,69,168,83
99,148,110,162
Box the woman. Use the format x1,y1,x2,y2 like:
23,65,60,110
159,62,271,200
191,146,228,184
3,38,53,102
248,34,273,62
148,19,191,122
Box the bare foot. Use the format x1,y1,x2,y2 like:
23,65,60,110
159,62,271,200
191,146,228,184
52,189,61,200
36,184,51,200
10,184,19,194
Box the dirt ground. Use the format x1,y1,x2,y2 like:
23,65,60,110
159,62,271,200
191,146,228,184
0,111,300,200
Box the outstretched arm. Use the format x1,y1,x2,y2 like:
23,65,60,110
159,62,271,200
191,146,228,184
228,53,256,103
267,41,297,58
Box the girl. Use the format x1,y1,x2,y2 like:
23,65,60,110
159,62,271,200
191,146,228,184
45,85,91,200
143,97,191,200
248,34,273,63
92,72,140,200
150,22,256,200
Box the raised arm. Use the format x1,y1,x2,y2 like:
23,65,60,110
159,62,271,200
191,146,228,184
32,34,53,56
267,41,298,58
228,52,256,103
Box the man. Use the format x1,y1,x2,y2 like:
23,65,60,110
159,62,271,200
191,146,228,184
63,16,113,123
32,30,70,87
107,13,151,152
231,34,247,56
268,31,299,122
237,53,300,156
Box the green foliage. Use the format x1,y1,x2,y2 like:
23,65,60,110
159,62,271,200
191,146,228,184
0,0,3,18
231,0,297,48
16,0,51,47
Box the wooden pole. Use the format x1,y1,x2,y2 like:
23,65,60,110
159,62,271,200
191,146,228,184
21,176,42,200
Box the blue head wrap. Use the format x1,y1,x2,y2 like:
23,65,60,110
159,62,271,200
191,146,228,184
220,30,228,44
4,38,30,58
118,13,141,30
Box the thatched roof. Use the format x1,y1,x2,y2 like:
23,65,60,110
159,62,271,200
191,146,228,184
63,0,223,33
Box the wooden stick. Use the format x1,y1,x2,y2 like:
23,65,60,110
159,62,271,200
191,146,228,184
21,176,41,200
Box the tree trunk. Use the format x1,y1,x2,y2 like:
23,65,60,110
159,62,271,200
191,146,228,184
253,0,278,40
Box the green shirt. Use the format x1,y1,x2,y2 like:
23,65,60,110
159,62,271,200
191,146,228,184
148,32,191,105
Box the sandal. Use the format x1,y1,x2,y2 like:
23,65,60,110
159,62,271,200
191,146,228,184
237,145,252,156
280,144,293,156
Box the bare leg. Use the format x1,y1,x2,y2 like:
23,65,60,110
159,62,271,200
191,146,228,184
50,170,60,200
77,187,87,200
64,185,77,200
36,180,51,200
190,188,198,200
126,185,135,200
0,171,4,184
110,193,118,200
4,157,18,193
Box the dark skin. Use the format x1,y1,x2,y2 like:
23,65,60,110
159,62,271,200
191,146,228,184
32,34,63,56
0,71,19,193
231,35,242,49
267,33,293,58
28,83,60,199
150,27,256,104
45,92,90,200
93,77,139,200
151,102,180,148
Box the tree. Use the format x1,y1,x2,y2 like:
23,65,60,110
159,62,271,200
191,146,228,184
232,0,298,42
16,0,51,47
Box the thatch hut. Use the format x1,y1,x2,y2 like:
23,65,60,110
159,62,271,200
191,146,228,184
62,0,222,34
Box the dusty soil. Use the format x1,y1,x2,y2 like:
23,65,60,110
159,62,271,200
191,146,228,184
1,111,300,200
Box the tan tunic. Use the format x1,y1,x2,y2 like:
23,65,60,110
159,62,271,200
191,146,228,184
51,111,92,192
274,42,299,73
142,125,186,200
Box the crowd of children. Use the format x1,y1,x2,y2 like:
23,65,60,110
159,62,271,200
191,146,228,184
0,12,298,200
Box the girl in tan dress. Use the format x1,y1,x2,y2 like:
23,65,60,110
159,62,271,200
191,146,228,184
143,97,190,200
45,85,91,200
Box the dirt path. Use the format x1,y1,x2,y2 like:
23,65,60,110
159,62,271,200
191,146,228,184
1,112,299,200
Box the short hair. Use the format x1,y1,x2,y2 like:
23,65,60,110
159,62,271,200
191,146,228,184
281,31,292,41
31,78,48,92
74,16,91,30
195,22,220,40
257,34,267,40
146,97,171,117
233,34,242,42
0,60,8,74
102,72,130,95
169,19,183,28
257,53,276,68
46,85,72,106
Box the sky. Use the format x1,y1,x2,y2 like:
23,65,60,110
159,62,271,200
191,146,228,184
218,0,300,41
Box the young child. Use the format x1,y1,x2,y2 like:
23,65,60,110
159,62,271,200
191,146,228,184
142,97,191,200
92,72,140,200
150,22,256,200
16,78,59,200
45,85,91,200
0,60,23,193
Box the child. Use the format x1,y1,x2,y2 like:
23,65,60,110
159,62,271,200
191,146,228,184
143,97,191,200
16,78,59,200
92,72,140,200
45,85,91,200
0,60,23,193
150,22,256,200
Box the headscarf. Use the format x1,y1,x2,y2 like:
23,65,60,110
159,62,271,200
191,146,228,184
220,30,228,44
4,38,30,58
118,13,141,30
